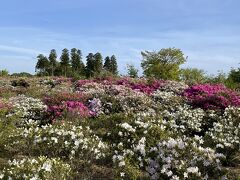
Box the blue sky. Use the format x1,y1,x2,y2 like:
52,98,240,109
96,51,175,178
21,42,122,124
0,0,240,75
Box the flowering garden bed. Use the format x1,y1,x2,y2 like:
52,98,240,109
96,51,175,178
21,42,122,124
0,77,239,179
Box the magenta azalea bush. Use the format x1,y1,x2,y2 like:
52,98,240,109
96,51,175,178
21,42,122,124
47,101,91,121
116,78,164,94
183,84,240,110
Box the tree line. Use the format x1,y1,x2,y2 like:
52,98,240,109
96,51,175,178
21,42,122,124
1,47,239,89
35,48,118,78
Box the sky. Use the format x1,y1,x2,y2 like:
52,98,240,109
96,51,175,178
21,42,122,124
0,0,240,75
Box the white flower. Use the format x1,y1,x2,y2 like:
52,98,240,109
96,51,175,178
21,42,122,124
51,137,58,143
119,161,125,167
118,131,123,136
42,162,52,172
184,172,188,178
171,175,179,180
29,175,38,180
120,123,136,132
166,170,173,177
120,172,125,177
187,167,199,174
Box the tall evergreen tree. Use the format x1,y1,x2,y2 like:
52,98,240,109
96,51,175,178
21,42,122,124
35,54,49,75
110,55,118,75
70,48,85,76
48,49,57,76
127,64,138,78
93,52,103,75
60,48,70,77
85,53,95,78
103,56,111,71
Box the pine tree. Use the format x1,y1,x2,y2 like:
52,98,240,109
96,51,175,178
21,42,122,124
110,55,118,75
93,52,103,75
71,48,85,76
60,48,70,77
103,56,111,71
35,54,49,76
85,53,95,78
48,49,57,76
127,64,138,78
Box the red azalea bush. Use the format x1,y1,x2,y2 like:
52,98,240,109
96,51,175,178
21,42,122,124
183,84,240,110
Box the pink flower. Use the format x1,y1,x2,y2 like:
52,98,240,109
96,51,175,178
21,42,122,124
183,84,240,110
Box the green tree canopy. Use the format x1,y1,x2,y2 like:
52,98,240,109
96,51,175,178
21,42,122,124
93,52,103,75
127,64,138,78
141,48,186,80
228,67,240,84
35,54,49,75
70,48,85,76
110,55,118,75
103,56,111,71
48,49,57,76
180,68,206,84
60,48,70,76
85,53,95,78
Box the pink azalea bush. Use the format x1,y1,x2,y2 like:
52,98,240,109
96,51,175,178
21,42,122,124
116,78,164,94
75,78,165,95
47,101,91,121
64,101,90,117
183,84,240,110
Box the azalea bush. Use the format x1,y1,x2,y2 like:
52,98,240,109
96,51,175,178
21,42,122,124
0,156,71,179
184,84,240,110
0,77,240,179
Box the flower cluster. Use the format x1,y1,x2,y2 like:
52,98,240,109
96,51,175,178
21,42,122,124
206,106,240,152
9,120,108,161
8,95,47,121
146,137,226,179
0,156,71,179
1,77,240,179
184,84,240,110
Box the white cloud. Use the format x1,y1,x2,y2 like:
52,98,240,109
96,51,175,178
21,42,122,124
0,45,42,55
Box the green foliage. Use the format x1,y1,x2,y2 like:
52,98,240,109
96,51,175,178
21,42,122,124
229,68,240,83
103,56,111,72
103,55,118,75
85,53,95,78
11,72,33,77
48,49,58,76
93,52,103,75
127,64,138,78
11,79,30,88
180,68,206,84
110,55,118,75
60,48,70,77
0,69,9,77
71,48,85,76
35,54,49,76
141,48,186,80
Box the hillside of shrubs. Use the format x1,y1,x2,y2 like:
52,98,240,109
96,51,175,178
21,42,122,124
0,76,239,179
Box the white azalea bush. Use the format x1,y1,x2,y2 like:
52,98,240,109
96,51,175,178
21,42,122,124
205,106,240,165
0,156,71,179
146,136,226,179
7,120,108,162
8,95,47,121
